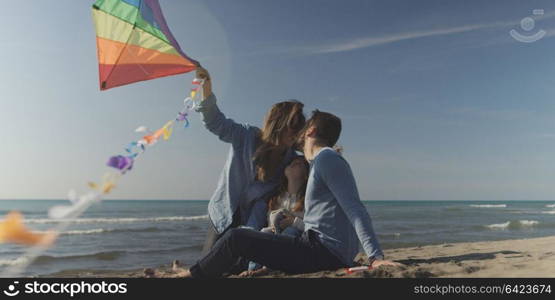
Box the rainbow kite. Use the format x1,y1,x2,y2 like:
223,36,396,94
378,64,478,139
92,0,198,90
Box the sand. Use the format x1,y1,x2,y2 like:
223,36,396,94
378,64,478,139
43,236,555,278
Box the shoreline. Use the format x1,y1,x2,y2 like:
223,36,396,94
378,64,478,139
40,235,555,278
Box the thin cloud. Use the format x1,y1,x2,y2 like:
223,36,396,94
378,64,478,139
449,107,536,121
286,11,555,55
306,24,504,54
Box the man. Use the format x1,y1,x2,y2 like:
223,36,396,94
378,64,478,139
178,110,398,278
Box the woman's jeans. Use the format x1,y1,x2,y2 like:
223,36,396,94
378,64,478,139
202,200,267,255
248,226,302,271
190,228,347,278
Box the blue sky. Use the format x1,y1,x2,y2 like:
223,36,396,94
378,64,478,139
2,0,555,200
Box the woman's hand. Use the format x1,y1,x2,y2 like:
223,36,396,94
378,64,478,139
195,66,212,99
279,215,295,230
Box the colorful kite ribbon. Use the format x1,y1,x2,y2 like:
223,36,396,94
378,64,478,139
106,78,204,175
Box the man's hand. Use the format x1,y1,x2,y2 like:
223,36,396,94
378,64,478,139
195,66,212,99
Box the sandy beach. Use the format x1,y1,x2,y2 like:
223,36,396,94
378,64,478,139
43,235,555,278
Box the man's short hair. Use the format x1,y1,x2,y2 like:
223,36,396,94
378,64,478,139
305,110,342,147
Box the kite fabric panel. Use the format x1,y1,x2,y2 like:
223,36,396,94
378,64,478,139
92,0,198,90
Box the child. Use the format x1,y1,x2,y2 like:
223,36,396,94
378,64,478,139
240,156,310,277
264,156,309,235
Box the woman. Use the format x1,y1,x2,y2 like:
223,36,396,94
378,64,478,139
195,67,306,261
240,155,310,277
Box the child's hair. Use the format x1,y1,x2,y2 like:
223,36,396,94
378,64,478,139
267,157,309,212
253,101,305,182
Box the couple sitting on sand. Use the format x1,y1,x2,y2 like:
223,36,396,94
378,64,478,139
173,67,398,278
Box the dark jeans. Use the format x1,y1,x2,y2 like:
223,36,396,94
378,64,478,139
201,212,249,274
190,228,347,278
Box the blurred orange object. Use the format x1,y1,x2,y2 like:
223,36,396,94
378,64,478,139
0,212,57,246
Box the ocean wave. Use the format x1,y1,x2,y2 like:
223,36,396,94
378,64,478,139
33,251,125,265
0,256,32,267
62,229,107,235
546,204,555,208
25,215,208,225
58,227,162,236
510,209,555,215
485,220,539,230
470,204,507,208
509,210,534,215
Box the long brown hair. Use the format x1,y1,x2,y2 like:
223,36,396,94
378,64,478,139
253,101,305,182
267,157,309,212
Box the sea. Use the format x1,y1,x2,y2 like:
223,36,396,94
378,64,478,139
1,200,554,277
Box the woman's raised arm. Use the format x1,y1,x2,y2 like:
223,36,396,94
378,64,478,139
194,67,253,146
